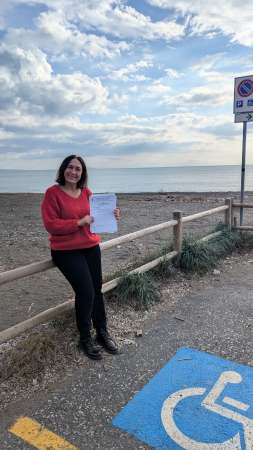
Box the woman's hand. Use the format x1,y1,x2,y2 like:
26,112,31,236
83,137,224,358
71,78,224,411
114,208,121,221
78,215,94,227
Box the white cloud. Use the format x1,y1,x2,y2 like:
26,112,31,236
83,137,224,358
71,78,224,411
160,92,223,112
1,109,242,168
174,85,230,107
107,60,153,81
36,10,130,58
146,80,171,95
71,0,185,41
1,0,186,44
165,68,182,79
4,13,130,60
147,0,253,47
0,43,52,82
0,109,236,152
0,0,251,170
108,93,129,107
0,43,109,116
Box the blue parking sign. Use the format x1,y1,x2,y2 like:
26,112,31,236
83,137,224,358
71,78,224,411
113,348,253,449
236,100,243,107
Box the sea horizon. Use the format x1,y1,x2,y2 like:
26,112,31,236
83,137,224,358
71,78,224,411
0,163,249,171
0,165,251,193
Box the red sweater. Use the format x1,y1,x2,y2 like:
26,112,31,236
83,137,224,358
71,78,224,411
41,185,100,250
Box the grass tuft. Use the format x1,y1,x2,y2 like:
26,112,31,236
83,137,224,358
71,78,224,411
177,227,244,274
177,238,217,274
114,272,160,310
212,227,242,257
0,333,57,382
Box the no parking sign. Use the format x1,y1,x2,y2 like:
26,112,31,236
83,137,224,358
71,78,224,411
234,75,253,115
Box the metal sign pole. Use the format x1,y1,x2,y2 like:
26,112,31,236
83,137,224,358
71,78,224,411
240,121,247,225
234,76,253,225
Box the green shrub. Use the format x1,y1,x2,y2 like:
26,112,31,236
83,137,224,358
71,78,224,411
211,228,242,257
115,272,159,310
177,227,245,274
177,238,217,274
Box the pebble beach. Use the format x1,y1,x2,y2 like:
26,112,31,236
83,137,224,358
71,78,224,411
1,191,252,332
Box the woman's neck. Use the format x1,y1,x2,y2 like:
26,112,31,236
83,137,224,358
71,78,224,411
63,182,78,191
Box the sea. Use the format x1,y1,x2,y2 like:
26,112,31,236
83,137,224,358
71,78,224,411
0,165,251,193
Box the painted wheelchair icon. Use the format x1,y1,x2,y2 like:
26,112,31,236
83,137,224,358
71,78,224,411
161,371,253,449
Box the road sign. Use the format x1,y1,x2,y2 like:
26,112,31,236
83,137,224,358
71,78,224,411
234,75,253,113
233,76,252,226
235,112,253,123
113,348,253,449
238,79,253,97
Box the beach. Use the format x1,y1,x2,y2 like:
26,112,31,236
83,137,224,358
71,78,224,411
1,191,252,332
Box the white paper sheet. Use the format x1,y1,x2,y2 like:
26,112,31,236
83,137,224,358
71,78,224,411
90,193,117,233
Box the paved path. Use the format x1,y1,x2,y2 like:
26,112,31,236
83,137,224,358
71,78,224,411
1,253,253,449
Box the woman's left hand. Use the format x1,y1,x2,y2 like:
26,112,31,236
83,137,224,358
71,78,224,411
114,207,121,221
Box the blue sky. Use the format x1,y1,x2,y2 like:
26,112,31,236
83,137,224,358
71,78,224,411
0,0,253,169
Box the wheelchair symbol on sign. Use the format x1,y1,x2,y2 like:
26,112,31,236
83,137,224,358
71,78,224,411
161,371,253,449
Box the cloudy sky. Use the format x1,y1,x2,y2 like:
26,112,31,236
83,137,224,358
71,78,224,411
0,0,253,169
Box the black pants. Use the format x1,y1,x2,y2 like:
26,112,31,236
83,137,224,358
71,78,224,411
51,245,107,340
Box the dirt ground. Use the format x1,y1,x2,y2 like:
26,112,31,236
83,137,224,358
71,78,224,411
1,191,253,332
1,191,253,409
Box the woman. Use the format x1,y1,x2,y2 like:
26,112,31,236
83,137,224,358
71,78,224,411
41,155,120,360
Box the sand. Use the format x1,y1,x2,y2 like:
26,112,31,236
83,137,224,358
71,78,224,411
0,191,252,332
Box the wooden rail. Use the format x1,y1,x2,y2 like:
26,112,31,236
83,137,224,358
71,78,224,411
0,250,178,345
231,201,253,231
0,206,228,287
0,220,178,287
232,203,253,209
0,259,54,287
235,226,253,231
182,205,227,223
0,201,230,344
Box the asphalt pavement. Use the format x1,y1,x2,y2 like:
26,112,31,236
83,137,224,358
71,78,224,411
1,252,253,449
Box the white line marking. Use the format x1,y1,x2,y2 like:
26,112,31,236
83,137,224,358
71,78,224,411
223,396,250,412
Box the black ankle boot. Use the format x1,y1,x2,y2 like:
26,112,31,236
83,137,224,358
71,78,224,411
96,329,118,354
79,337,102,360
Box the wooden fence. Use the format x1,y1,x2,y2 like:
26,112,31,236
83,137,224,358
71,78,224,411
231,200,253,230
0,197,245,344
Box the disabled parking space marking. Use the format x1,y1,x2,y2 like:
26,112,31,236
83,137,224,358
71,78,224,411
112,347,253,449
9,416,77,449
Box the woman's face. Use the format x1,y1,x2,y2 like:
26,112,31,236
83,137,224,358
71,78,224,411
64,158,82,185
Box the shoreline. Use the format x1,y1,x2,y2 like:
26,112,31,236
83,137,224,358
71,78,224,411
0,190,252,194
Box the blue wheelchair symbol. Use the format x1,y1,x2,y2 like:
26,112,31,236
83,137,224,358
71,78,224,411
247,99,253,107
113,348,253,449
162,370,253,448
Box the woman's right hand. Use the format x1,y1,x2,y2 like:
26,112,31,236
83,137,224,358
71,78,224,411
78,215,94,227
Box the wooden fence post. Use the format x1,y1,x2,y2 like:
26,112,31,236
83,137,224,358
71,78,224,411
231,199,237,228
224,198,232,230
173,210,183,254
